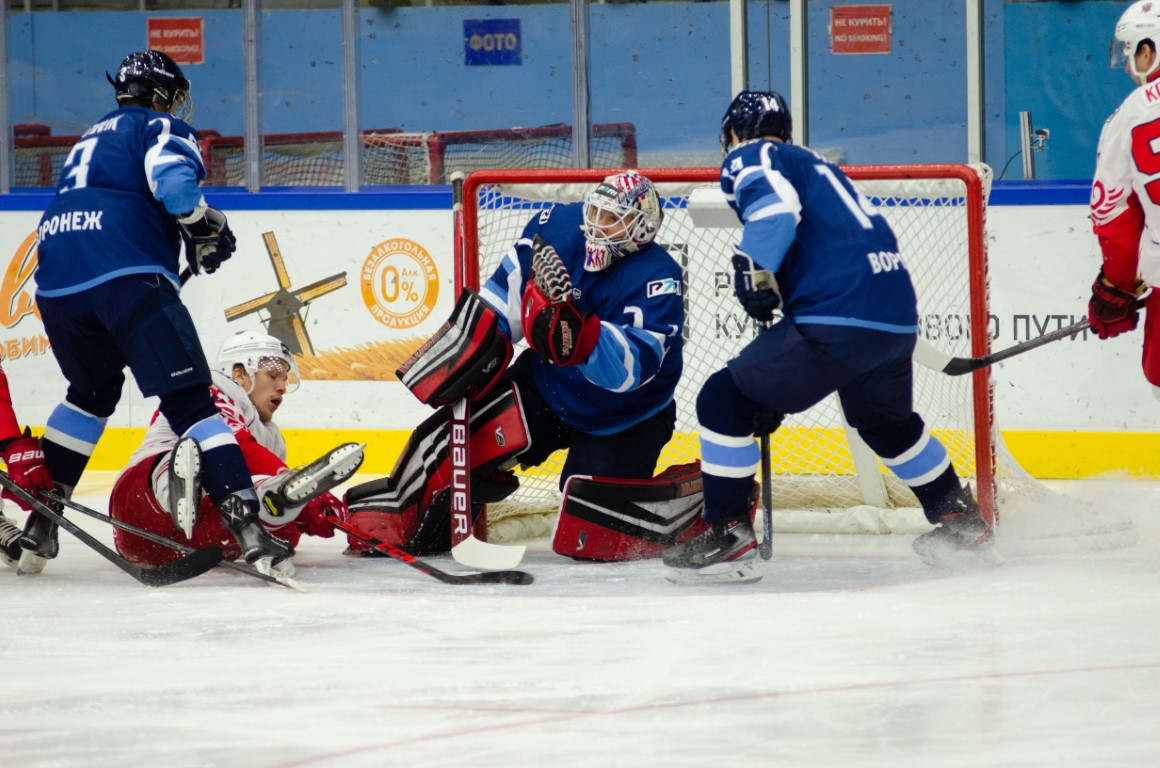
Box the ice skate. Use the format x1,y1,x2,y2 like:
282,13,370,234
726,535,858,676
167,436,203,538
17,508,60,575
913,486,1002,568
260,443,364,517
1,513,23,569
661,516,761,584
218,493,295,566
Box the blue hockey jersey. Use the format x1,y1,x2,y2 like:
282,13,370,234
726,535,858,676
35,106,207,297
721,140,918,332
480,202,685,435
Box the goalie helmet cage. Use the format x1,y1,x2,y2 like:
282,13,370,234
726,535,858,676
460,166,1137,555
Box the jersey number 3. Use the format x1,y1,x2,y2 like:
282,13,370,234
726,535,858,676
59,137,98,193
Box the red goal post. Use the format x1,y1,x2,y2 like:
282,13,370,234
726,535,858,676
460,165,1005,539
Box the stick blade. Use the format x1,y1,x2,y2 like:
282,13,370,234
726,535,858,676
137,546,224,587
451,535,526,570
471,569,534,585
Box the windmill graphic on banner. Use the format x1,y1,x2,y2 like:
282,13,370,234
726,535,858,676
224,232,347,356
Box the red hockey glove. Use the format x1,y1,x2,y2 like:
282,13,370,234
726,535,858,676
296,491,346,538
521,280,601,366
1088,270,1144,340
1,435,52,510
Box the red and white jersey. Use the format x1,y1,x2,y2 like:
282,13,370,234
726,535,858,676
1089,76,1160,288
127,370,287,469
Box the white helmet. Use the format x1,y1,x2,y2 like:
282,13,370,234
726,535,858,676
1113,1,1160,81
581,171,664,269
216,331,300,394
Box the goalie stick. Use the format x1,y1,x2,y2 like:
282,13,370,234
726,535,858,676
328,512,533,585
913,318,1090,376
42,490,306,592
448,171,527,570
0,470,222,587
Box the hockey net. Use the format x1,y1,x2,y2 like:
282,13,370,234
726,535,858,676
460,166,1136,554
200,123,637,186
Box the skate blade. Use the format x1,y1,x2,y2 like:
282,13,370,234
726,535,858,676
16,550,49,575
662,557,763,585
283,443,365,504
915,540,1004,570
171,439,202,538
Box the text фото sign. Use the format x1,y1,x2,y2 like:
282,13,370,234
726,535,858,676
464,19,521,66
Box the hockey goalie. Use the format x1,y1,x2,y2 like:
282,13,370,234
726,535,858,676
345,171,748,561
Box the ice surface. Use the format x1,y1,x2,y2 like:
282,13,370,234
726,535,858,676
4,475,1159,767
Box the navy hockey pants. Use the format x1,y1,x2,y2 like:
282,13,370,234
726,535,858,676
506,350,676,488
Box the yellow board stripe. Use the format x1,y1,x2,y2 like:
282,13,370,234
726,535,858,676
75,427,1160,480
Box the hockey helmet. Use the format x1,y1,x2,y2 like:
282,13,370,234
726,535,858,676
719,90,792,154
1113,1,1160,81
580,171,664,268
216,331,301,394
107,50,193,120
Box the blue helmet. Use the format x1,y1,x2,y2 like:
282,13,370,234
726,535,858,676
719,90,792,154
106,50,192,119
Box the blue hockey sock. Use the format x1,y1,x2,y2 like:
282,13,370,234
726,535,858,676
182,416,255,505
41,401,107,493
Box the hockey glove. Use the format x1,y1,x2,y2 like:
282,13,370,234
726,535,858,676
1,433,52,511
521,280,601,366
178,203,237,275
732,246,780,323
1088,269,1144,340
296,491,346,538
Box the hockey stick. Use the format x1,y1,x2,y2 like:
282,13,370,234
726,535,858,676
757,433,774,560
913,318,1090,376
42,490,306,592
0,471,222,587
328,513,533,585
448,397,527,569
447,170,527,570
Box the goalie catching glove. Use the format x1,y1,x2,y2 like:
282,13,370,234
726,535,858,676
178,197,237,275
1088,269,1144,340
521,235,601,366
732,246,780,323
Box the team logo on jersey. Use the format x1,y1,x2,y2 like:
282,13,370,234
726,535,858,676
646,278,682,298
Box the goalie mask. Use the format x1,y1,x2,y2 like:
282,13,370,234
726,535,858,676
1112,1,1160,82
720,90,792,155
216,331,301,394
107,50,193,121
581,171,664,270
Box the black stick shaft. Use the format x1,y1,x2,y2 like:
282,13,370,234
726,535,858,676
45,490,296,589
0,471,221,587
329,514,533,585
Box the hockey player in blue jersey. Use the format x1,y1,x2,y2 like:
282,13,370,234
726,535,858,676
662,91,994,583
18,51,293,575
479,170,683,460
345,172,694,561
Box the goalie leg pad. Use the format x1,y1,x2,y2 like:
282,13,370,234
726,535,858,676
396,289,513,406
344,383,528,554
551,462,712,562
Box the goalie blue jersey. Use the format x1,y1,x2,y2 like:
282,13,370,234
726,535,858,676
35,106,207,297
721,140,918,332
480,202,685,435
